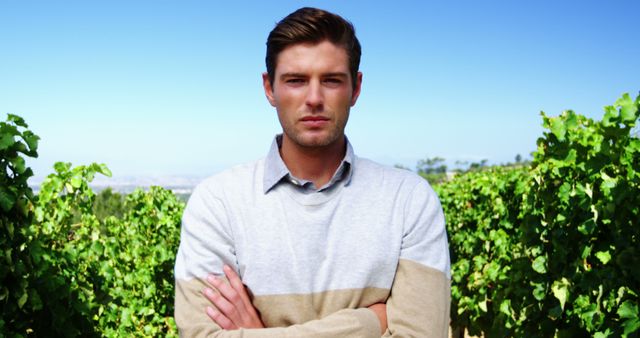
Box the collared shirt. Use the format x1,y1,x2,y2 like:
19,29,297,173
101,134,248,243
262,134,355,194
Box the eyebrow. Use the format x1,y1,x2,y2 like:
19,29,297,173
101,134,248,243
280,72,349,79
323,72,349,78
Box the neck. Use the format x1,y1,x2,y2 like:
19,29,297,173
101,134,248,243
280,135,346,189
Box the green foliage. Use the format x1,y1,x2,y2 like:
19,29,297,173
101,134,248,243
0,114,38,214
440,93,640,337
1,114,184,336
33,164,183,337
92,188,128,221
0,114,50,337
437,166,529,336
521,93,640,336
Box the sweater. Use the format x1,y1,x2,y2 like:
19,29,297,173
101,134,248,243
174,139,451,337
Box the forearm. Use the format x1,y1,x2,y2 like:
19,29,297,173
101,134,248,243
176,278,380,338
211,308,379,338
382,259,451,337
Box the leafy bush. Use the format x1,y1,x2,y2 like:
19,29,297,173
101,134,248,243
440,93,640,337
1,114,183,337
0,114,54,337
437,166,529,336
520,93,639,336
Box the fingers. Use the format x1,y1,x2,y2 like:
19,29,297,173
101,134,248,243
223,265,255,312
205,275,248,326
209,273,244,308
203,265,265,329
206,305,236,330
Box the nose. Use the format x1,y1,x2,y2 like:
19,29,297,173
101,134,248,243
305,80,324,111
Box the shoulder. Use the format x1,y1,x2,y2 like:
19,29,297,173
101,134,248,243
351,157,442,215
353,156,436,193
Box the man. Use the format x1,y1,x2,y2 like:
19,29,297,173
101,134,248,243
174,7,450,337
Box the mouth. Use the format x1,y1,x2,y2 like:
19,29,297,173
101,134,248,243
301,116,330,121
300,116,330,128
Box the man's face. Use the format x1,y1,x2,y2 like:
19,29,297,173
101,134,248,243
263,40,362,149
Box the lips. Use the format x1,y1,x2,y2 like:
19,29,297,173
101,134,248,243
300,116,330,128
301,116,329,122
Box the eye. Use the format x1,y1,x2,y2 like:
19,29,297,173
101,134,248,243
323,78,343,87
285,78,305,85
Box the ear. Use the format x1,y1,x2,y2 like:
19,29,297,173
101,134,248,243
350,72,363,106
262,72,276,107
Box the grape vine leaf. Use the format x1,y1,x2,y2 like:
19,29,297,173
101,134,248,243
552,278,571,310
550,117,567,141
619,300,638,319
532,256,547,274
618,300,640,335
0,133,13,150
595,251,611,265
7,114,27,127
616,93,638,123
0,187,16,212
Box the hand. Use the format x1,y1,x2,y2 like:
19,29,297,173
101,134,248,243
368,303,388,334
203,265,265,330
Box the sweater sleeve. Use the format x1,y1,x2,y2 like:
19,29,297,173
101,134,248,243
383,178,451,338
174,183,381,338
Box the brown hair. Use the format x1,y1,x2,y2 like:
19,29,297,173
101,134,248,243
265,7,361,90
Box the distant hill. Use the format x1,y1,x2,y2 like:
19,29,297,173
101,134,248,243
29,175,205,200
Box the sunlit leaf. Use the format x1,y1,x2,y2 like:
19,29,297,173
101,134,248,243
601,172,617,191
532,256,547,274
552,278,571,309
619,300,638,319
595,251,612,265
53,161,71,173
70,175,83,188
550,117,567,141
500,299,512,317
99,163,112,177
616,93,638,123
478,299,488,312
533,283,546,301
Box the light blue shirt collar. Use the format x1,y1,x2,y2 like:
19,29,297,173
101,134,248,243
262,134,355,194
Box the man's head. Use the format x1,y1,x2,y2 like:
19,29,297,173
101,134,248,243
265,7,361,90
262,7,363,150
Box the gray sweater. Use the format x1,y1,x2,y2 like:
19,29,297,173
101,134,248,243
174,139,451,337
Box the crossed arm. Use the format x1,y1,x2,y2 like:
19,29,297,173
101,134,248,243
175,178,451,337
190,259,450,337
202,265,389,334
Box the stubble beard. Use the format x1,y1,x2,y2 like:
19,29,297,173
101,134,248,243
282,111,349,149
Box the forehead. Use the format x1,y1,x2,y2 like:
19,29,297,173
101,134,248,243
274,40,350,74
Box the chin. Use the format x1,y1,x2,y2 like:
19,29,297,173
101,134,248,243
303,136,342,148
291,135,330,148
285,129,343,148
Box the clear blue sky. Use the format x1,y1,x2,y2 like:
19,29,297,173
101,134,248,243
2,0,639,178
